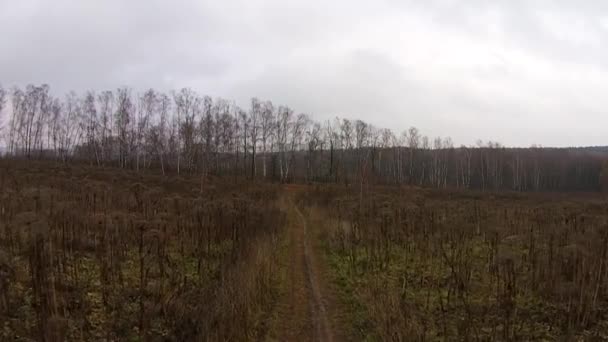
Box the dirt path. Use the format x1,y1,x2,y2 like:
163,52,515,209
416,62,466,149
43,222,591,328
295,203,334,342
268,196,335,342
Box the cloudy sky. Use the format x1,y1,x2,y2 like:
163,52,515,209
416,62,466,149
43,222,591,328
1,0,607,147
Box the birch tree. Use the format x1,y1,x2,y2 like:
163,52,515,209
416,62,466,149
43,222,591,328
407,126,420,184
115,88,133,168
249,98,261,179
173,88,199,172
276,106,292,182
97,91,114,165
260,101,274,179
200,96,214,175
0,85,6,150
83,91,99,165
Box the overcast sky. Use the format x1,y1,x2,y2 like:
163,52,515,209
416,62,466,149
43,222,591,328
1,0,608,147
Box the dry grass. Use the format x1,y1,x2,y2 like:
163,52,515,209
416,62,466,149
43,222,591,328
0,160,286,341
300,185,608,341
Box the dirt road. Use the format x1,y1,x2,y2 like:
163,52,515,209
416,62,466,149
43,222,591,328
269,196,336,342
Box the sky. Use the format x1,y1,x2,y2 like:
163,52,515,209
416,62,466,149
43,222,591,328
1,0,607,147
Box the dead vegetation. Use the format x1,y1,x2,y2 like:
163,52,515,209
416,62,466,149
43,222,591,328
300,185,608,341
0,161,285,341
5,158,608,341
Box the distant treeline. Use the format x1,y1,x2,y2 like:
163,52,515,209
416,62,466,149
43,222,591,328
0,84,606,191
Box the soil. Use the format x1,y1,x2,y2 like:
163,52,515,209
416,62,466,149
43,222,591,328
269,195,340,342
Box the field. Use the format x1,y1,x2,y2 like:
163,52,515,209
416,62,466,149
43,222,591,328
2,161,608,341
0,161,285,341
299,186,608,341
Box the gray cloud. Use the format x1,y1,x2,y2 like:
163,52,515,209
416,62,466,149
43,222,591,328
1,0,608,146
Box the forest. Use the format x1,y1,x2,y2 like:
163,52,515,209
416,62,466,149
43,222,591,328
2,84,608,341
0,84,605,192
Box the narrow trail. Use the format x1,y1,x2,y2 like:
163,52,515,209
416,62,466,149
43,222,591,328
295,203,334,342
270,195,336,342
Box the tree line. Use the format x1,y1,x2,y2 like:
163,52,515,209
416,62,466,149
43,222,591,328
0,83,604,191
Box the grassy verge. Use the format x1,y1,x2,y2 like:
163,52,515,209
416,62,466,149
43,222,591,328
325,246,377,341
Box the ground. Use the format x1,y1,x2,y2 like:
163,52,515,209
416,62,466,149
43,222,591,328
266,193,344,341
4,162,608,341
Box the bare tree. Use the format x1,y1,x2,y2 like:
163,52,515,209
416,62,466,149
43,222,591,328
378,128,395,182
441,137,453,187
407,126,420,184
340,119,353,150
97,90,114,165
259,101,274,179
457,145,472,189
59,92,84,163
115,88,133,168
323,120,333,182
173,88,199,173
8,87,25,155
485,141,503,189
14,84,51,158
306,121,323,181
167,97,180,174
368,125,380,178
340,119,353,185
276,106,292,182
49,98,61,159
136,89,155,171
83,91,100,165
249,98,261,179
284,113,308,182
354,120,369,173
238,108,250,176
431,137,442,187
147,93,170,175
0,85,6,142
420,135,430,185
215,100,234,174
200,96,214,175
211,99,230,174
